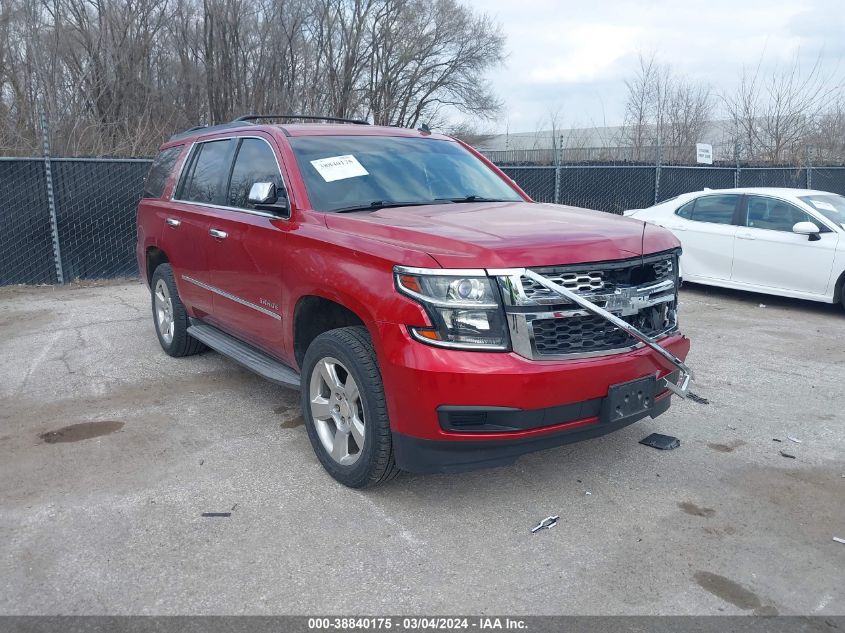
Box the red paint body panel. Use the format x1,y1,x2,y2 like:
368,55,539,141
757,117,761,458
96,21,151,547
137,122,690,465
324,202,648,268
374,322,690,440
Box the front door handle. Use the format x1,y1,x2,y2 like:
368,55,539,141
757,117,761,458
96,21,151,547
209,229,228,239
736,232,755,240
165,217,181,227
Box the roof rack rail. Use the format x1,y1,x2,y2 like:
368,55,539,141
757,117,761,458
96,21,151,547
233,113,370,125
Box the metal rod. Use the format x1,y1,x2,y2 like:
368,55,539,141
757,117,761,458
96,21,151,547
521,268,694,383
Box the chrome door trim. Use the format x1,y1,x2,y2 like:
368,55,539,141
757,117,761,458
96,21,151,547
182,275,281,321
171,135,291,221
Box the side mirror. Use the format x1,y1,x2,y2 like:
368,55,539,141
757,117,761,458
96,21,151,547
793,221,821,241
248,182,290,216
248,182,277,204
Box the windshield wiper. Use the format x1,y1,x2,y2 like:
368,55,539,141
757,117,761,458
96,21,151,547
333,200,449,213
435,195,512,203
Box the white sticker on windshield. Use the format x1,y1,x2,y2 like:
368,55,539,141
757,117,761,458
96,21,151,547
310,155,369,182
809,199,837,212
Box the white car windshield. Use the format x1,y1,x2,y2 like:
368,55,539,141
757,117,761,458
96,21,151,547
799,194,845,228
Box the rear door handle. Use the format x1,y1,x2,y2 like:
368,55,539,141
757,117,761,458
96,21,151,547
736,232,755,240
209,229,228,239
165,217,181,227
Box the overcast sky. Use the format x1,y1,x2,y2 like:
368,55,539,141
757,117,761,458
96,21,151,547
469,0,845,133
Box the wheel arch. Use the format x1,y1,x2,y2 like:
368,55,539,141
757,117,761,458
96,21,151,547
145,246,170,285
293,294,370,369
833,267,845,305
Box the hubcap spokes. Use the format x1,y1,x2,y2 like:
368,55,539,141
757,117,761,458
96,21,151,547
309,357,365,465
154,279,175,344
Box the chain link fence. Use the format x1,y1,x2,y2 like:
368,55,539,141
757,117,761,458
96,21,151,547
0,157,151,286
2,154,845,286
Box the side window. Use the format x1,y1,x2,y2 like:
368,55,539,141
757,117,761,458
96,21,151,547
689,195,740,225
143,146,182,198
745,196,826,232
675,200,694,219
178,139,235,205
227,138,286,210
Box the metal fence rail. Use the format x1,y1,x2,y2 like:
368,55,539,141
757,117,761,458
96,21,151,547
2,156,845,286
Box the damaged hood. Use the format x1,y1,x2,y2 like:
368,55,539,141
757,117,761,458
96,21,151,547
324,201,677,268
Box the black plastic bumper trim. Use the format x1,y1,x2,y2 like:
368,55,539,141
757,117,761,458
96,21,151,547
394,395,672,474
437,371,677,433
438,399,602,432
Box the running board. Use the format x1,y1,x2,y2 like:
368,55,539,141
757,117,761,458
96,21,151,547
187,322,300,389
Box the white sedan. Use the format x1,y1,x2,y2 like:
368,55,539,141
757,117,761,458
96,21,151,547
624,188,845,307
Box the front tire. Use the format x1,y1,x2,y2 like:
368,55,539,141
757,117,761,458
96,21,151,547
150,263,206,357
301,326,399,488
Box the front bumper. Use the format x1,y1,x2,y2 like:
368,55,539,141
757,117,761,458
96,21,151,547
394,393,672,474
375,322,690,472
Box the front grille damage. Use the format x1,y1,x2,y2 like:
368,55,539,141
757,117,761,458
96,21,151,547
497,251,680,359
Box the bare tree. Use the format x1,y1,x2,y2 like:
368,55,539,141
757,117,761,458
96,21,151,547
722,52,841,163
621,52,713,163
0,0,506,156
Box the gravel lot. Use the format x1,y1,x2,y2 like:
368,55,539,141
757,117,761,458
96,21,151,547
1,280,843,615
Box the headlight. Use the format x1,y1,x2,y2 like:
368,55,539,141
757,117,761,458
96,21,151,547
394,267,510,350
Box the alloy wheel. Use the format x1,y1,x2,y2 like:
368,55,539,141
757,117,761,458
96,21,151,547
309,357,365,465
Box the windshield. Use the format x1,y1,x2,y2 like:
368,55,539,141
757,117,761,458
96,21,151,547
799,194,845,228
289,135,523,212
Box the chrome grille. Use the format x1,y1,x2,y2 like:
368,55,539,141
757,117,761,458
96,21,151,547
498,251,680,360
521,270,605,300
532,305,676,356
652,258,673,281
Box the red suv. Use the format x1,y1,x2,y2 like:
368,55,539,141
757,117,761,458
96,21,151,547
137,114,692,487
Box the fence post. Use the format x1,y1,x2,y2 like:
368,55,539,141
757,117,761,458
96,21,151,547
806,145,813,189
734,142,740,189
40,110,64,284
554,140,562,204
653,141,661,205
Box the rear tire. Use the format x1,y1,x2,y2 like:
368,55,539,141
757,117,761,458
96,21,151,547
301,326,399,488
150,263,206,357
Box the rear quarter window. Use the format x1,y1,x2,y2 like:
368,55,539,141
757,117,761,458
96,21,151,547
143,146,182,199
675,200,694,219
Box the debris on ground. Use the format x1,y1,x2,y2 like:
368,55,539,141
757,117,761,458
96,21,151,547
585,491,592,496
779,451,796,459
787,436,803,444
201,512,232,518
833,537,845,545
759,304,766,308
727,425,737,430
772,438,782,443
531,515,559,533
687,392,710,405
639,433,681,450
